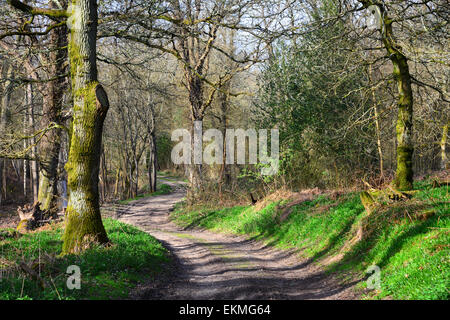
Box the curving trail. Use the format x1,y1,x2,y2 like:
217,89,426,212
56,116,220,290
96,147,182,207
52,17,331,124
113,180,359,300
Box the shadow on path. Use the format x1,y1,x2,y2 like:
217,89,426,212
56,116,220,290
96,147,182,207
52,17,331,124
115,180,360,300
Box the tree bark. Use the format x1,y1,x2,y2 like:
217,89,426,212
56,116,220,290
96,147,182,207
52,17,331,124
145,97,157,194
134,152,139,197
188,119,203,200
26,83,39,202
218,87,231,187
148,132,157,193
441,123,448,170
391,59,414,189
114,166,120,197
36,1,69,213
62,0,109,254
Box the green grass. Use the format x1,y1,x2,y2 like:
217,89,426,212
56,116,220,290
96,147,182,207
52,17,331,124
0,218,169,300
157,171,188,182
118,184,172,205
171,182,449,300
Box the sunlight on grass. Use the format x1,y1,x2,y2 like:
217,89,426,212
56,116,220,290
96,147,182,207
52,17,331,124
171,182,449,300
0,219,169,300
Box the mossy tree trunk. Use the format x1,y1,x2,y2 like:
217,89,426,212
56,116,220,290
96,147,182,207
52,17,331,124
360,1,414,190
38,3,68,213
62,0,109,254
390,51,414,191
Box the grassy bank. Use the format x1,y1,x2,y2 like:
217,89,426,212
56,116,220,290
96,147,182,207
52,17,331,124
0,218,169,300
171,181,449,300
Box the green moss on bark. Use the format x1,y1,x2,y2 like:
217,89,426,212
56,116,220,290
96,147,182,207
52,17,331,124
395,146,414,191
62,198,108,253
380,10,414,191
62,9,109,254
62,82,109,254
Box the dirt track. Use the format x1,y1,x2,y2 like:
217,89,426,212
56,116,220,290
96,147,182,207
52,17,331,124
115,180,359,300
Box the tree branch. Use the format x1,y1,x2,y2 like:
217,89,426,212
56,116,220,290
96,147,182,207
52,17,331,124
7,0,69,19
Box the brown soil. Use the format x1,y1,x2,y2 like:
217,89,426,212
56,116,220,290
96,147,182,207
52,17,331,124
113,180,361,300
0,204,20,229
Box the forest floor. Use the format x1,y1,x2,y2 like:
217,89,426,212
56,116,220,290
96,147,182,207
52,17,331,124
114,179,360,300
2,175,445,299
0,204,19,229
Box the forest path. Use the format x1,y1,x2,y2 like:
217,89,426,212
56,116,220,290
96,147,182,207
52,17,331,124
116,180,358,300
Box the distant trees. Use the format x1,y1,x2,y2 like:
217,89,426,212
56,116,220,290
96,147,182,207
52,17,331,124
1,3,60,206
98,43,174,200
255,0,449,190
36,0,69,213
1,0,71,210
352,0,449,189
255,3,373,189
99,0,267,200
